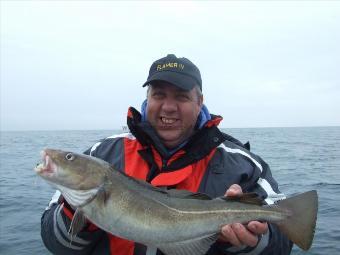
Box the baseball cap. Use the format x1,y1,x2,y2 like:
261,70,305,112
142,54,202,91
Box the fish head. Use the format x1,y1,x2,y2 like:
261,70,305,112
35,148,108,190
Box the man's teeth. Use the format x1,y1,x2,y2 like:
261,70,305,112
161,117,176,124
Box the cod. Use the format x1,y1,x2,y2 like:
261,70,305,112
35,149,318,254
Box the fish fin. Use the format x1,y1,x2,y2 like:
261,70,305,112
185,192,212,200
275,190,318,250
68,208,87,239
158,233,218,255
220,192,264,205
95,184,110,205
166,189,212,200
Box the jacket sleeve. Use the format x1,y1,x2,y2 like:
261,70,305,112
41,191,105,255
208,143,293,255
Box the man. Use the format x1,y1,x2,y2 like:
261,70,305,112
41,54,293,254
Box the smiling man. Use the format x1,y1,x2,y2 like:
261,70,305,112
145,81,203,148
142,54,204,150
41,54,293,255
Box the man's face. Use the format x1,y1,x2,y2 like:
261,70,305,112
146,81,203,149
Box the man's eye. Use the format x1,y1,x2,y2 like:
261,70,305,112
152,92,165,98
177,94,190,101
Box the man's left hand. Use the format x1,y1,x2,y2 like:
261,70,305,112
219,184,268,247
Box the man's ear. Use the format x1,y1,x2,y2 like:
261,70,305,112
198,95,203,107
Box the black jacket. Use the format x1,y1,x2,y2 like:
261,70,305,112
41,107,293,255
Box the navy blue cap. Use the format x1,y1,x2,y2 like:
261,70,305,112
143,54,202,91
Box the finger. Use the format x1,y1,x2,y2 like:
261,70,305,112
247,221,268,235
232,223,258,247
218,232,229,243
221,224,242,247
225,184,243,197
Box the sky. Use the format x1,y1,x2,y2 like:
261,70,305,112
1,1,339,131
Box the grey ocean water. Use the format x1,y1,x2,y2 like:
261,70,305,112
0,127,339,254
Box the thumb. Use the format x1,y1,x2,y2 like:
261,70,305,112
225,184,243,197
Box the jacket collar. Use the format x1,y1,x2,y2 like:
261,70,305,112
127,107,227,171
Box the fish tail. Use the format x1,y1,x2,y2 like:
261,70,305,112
275,190,318,250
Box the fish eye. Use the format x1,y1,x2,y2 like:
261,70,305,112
65,153,75,161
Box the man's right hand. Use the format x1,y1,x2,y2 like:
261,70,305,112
218,184,268,247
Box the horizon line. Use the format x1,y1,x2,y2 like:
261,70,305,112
1,125,340,132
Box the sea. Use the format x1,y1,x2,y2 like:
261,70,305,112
0,127,339,255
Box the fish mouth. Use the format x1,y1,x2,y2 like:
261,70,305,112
35,150,57,177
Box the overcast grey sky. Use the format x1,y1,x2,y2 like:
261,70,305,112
1,1,339,131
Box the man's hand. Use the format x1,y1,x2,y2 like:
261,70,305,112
219,184,268,247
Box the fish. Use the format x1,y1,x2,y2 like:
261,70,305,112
35,148,318,254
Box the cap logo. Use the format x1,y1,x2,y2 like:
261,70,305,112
156,62,185,71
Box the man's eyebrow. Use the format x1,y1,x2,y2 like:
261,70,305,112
177,89,189,93
151,86,163,91
150,83,189,93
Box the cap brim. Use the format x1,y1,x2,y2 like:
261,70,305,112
142,71,197,91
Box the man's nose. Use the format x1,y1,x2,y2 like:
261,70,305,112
161,98,177,112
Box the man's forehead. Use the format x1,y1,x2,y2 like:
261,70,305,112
150,81,192,93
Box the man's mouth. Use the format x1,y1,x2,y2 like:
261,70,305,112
160,117,178,125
